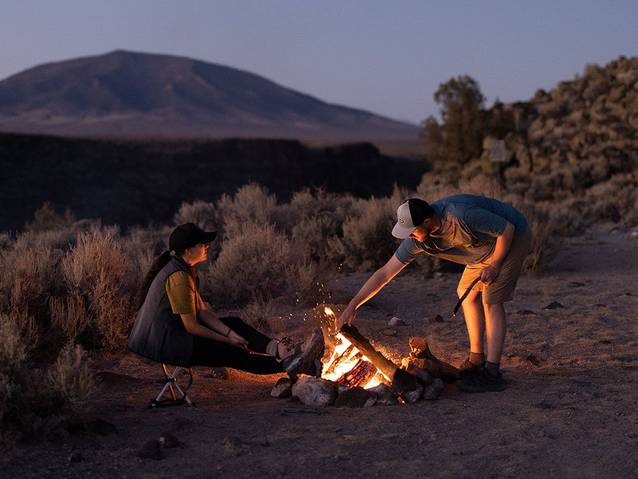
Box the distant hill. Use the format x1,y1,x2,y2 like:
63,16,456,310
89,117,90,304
0,133,428,231
0,50,418,140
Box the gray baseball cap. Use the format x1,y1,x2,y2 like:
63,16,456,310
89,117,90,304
391,198,435,239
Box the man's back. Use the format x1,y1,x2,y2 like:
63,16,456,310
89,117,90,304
395,194,528,266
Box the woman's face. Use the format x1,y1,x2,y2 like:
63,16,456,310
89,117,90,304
184,243,209,265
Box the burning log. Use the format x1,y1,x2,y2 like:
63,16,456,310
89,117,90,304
324,344,358,377
340,325,417,394
408,337,460,383
337,359,377,389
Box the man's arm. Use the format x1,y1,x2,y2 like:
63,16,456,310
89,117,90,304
480,222,515,284
337,255,408,330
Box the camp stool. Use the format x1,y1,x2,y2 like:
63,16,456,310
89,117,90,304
150,364,194,408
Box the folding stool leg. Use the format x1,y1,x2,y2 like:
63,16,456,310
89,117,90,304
150,364,195,408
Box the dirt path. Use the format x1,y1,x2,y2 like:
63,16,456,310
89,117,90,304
4,226,638,478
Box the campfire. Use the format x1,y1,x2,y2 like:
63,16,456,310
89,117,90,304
271,305,461,407
320,307,386,390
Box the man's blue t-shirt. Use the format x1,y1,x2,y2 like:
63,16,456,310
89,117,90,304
395,195,528,266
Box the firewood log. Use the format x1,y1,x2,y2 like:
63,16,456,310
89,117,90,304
340,325,417,393
408,337,460,383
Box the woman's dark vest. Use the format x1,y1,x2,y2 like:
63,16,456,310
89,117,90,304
127,257,195,366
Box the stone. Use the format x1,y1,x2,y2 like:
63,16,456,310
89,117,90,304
368,383,398,406
291,377,338,407
271,377,292,399
409,366,434,386
158,431,180,448
423,378,445,400
543,301,564,310
334,387,377,408
388,317,406,327
381,328,397,336
222,436,247,456
138,440,162,460
401,384,424,403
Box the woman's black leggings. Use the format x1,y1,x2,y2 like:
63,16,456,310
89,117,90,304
190,317,284,374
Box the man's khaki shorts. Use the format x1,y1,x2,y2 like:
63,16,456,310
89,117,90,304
457,229,533,305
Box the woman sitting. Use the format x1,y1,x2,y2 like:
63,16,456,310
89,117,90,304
128,223,324,378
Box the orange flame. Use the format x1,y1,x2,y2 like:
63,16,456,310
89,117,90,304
321,306,384,389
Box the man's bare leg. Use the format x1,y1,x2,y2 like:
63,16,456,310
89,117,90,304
458,300,508,392
460,288,486,354
483,302,507,365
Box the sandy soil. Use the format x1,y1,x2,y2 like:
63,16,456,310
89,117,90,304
4,225,638,479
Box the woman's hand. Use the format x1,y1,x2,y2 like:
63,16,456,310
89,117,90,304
336,305,356,330
227,330,249,349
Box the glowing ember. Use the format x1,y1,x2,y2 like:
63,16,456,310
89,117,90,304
321,307,385,389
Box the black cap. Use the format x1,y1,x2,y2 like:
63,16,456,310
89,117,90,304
169,223,217,253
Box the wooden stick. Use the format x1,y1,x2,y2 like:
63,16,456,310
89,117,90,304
340,325,398,380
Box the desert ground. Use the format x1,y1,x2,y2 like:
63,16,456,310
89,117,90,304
4,223,638,479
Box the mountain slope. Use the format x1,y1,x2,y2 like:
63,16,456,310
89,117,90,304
0,50,418,140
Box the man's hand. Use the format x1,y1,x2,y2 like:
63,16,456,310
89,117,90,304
227,330,249,349
480,263,501,284
336,305,356,330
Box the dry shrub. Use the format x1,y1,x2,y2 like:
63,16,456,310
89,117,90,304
24,202,75,233
582,173,638,225
0,313,93,445
204,222,291,306
217,183,278,239
121,227,159,298
0,232,62,319
285,260,331,306
173,200,220,231
61,228,136,350
459,174,505,199
288,189,356,262
329,197,399,272
417,174,460,200
0,312,36,367
49,294,89,343
515,201,579,273
241,295,277,332
48,344,95,405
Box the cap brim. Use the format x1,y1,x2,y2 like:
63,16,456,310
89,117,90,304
392,222,414,239
201,231,217,243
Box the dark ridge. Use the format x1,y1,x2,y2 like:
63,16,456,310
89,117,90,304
0,132,429,231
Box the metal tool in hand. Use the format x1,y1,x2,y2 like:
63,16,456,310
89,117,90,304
452,277,481,318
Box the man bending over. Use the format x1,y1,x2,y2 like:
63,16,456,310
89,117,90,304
336,194,532,392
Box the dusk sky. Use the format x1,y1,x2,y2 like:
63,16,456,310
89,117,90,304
1,1,636,124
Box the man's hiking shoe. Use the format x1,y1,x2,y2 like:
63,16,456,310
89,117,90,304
284,329,325,379
458,356,484,378
458,368,506,393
